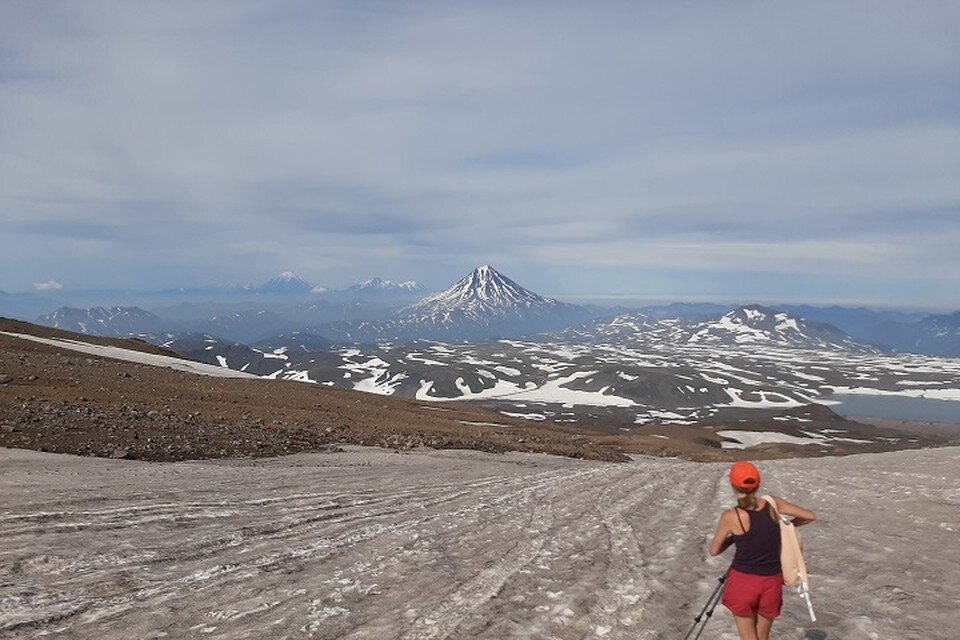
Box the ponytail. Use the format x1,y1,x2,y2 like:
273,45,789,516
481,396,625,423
736,489,758,510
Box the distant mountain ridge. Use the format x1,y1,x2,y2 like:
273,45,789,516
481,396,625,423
687,305,877,352
561,305,879,353
254,272,426,300
346,278,424,293
863,311,960,356
37,306,171,336
21,268,959,356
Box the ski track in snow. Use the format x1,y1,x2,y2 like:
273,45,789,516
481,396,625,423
2,446,958,639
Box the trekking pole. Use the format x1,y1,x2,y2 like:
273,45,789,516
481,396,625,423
682,567,731,640
798,579,817,622
691,581,726,640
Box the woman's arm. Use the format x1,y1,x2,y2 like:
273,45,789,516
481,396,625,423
773,496,817,526
709,510,736,556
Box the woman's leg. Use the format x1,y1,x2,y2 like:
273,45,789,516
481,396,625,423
756,615,774,640
733,614,759,640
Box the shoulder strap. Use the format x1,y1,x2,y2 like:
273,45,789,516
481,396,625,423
734,507,746,534
761,494,781,519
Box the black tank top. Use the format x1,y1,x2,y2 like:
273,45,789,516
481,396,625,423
731,501,782,576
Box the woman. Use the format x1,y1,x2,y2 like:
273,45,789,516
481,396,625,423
709,461,816,640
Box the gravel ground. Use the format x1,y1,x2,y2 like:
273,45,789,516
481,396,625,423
1,445,957,640
0,324,627,463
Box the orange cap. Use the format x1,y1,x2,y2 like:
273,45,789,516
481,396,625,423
729,461,760,490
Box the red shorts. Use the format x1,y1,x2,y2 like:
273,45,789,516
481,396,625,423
721,568,783,619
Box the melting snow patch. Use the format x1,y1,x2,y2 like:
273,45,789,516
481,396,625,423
721,388,802,408
416,380,436,400
507,371,636,408
494,365,522,376
638,409,697,424
701,374,729,384
281,370,316,383
791,370,826,382
775,315,800,332
718,430,825,449
340,354,407,395
500,411,547,421
1,332,255,379
822,386,960,401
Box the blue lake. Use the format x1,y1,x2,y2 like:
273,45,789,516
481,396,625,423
826,393,960,424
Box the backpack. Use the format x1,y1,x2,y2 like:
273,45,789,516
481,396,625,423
762,494,817,621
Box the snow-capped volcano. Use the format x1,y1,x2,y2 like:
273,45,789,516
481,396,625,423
405,265,561,321
314,266,591,341
257,272,313,294
350,265,591,341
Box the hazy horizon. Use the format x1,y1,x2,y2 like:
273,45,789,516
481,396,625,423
2,2,958,309
2,264,952,315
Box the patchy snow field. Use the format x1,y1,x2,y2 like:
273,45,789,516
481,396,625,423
0,332,256,379
275,338,960,427
1,446,957,639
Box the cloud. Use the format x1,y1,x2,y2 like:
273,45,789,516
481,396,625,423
0,1,958,306
33,280,64,291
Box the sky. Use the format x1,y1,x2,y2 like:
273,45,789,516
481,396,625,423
1,1,959,309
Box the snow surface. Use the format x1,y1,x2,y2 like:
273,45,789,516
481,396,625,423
824,385,960,402
499,411,548,421
721,388,803,408
717,430,825,449
507,371,636,408
1,332,255,379
2,446,957,638
340,350,407,395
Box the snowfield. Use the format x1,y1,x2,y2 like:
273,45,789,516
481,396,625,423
0,332,256,379
1,446,957,639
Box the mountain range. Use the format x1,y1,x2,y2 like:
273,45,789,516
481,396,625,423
139,302,960,431
36,306,170,337
16,266,960,356
558,305,879,353
862,311,960,355
24,271,960,428
320,266,596,342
